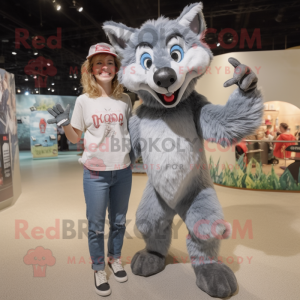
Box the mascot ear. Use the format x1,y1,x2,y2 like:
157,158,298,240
176,2,206,38
102,21,136,56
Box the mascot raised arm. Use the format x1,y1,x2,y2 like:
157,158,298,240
103,2,263,298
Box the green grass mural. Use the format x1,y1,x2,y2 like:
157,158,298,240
209,154,300,191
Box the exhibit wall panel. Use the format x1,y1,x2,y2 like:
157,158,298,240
0,69,22,210
16,95,82,151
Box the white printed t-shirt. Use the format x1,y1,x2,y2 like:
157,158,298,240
70,92,133,171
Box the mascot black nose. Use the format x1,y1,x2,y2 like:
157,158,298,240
153,67,177,88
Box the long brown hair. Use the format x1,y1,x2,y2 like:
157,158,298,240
80,53,123,99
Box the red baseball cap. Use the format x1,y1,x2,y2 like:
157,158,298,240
86,42,119,59
265,120,272,125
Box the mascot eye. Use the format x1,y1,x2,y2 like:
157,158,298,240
140,53,152,70
170,45,184,63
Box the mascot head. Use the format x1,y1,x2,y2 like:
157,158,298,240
102,2,212,109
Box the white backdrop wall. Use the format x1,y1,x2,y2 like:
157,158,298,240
195,49,300,171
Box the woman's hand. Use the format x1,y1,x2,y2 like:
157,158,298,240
47,104,71,126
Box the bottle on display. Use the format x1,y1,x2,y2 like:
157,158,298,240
0,147,3,187
0,135,12,184
3,141,11,178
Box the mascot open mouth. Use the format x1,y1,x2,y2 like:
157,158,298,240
155,88,180,106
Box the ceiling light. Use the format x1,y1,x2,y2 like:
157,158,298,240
25,91,29,96
217,43,220,47
25,76,28,81
34,52,38,55
52,1,61,11
51,89,55,92
52,83,55,85
12,52,17,55
36,90,39,93
17,89,21,93
71,1,83,12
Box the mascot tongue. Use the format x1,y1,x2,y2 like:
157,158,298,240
163,93,174,102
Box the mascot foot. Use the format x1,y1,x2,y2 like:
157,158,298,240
131,249,165,277
195,262,237,298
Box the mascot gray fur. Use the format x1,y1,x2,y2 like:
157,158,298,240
103,2,264,298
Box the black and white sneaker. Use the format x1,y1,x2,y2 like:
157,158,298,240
108,258,128,283
94,270,111,296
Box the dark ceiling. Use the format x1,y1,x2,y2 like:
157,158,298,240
1,0,300,96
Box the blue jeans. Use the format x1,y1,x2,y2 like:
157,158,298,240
83,165,132,271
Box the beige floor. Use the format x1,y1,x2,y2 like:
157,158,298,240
1,152,300,300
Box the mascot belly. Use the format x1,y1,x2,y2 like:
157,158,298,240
139,108,204,209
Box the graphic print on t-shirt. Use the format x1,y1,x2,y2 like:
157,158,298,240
92,107,124,138
85,157,106,171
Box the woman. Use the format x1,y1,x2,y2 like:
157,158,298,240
57,125,68,151
47,43,133,297
273,123,296,160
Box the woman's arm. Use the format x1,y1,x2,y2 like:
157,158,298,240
63,124,82,144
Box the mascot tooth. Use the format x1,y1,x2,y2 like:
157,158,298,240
103,2,264,298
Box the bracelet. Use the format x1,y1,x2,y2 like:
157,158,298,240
57,118,69,126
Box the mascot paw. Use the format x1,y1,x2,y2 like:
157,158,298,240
223,57,258,92
131,249,165,277
195,262,237,298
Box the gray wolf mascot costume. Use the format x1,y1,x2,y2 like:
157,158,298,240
103,2,263,298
